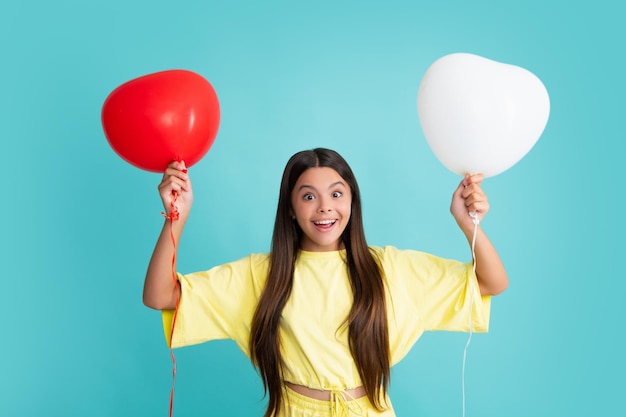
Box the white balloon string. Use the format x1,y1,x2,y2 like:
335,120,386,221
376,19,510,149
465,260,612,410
462,211,479,417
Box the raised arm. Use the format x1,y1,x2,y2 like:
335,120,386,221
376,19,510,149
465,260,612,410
143,161,193,310
450,174,508,296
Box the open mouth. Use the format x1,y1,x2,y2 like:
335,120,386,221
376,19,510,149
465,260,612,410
313,219,337,230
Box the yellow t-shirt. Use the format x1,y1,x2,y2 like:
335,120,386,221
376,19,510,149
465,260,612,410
162,246,490,390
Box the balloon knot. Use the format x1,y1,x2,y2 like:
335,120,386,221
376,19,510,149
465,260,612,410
161,208,180,221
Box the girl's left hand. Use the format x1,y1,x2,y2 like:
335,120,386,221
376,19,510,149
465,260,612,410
450,174,489,232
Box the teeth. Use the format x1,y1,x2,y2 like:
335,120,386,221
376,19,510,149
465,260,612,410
314,220,335,225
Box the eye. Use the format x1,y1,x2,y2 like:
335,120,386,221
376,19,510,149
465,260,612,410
332,191,343,198
302,193,315,201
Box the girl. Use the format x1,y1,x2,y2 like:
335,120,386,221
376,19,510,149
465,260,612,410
143,148,508,417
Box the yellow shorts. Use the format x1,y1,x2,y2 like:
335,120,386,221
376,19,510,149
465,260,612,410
281,385,396,417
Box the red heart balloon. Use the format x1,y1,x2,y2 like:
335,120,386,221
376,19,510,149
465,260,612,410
102,69,220,172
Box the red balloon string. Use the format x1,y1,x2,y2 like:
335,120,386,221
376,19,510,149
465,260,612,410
161,190,181,417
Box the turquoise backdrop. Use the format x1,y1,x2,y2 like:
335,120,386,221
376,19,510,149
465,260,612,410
1,0,622,416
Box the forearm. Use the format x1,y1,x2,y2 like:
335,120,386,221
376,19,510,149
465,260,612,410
463,226,508,296
450,174,508,296
143,220,184,310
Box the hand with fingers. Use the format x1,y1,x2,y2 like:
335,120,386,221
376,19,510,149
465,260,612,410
159,160,194,222
450,174,489,233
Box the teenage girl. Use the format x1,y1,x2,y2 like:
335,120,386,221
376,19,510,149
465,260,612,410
143,148,508,417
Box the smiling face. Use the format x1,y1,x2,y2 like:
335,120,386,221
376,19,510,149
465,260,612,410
291,167,352,252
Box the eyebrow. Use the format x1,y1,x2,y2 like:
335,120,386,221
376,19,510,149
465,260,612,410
297,181,346,192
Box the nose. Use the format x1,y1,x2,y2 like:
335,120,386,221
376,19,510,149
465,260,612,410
317,196,332,213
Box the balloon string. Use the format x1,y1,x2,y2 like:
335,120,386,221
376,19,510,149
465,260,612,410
462,211,479,417
161,190,181,417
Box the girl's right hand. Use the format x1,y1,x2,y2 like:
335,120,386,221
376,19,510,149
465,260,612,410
158,160,193,221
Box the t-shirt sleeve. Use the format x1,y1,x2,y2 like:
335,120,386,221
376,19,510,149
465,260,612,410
380,246,491,333
161,253,268,355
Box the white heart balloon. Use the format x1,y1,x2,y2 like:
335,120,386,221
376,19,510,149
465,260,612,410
417,53,550,177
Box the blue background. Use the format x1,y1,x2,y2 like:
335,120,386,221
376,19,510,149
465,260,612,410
1,0,622,416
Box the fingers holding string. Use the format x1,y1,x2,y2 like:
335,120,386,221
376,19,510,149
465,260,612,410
160,160,190,191
461,174,489,220
158,161,193,214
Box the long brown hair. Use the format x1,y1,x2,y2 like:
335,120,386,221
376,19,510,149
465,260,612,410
249,148,390,416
